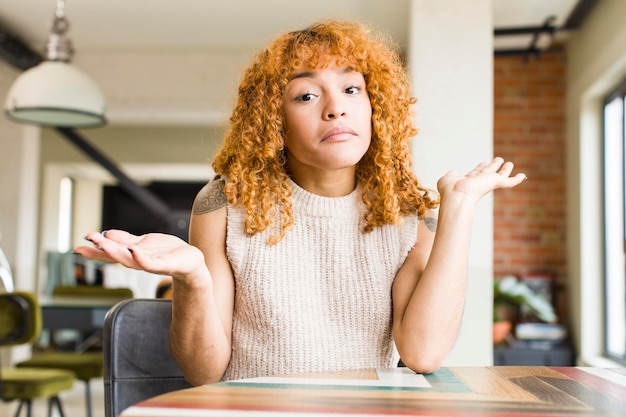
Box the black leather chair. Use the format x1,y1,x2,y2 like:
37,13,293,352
103,298,192,417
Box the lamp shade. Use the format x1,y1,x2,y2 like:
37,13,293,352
4,61,106,128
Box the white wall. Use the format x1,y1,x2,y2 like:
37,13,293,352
408,0,494,366
0,62,41,365
565,0,626,366
0,61,40,292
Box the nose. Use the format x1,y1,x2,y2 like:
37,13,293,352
322,92,346,120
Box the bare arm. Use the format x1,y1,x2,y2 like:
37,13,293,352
170,200,234,385
74,180,234,384
392,157,525,374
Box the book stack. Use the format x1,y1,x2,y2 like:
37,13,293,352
511,322,569,350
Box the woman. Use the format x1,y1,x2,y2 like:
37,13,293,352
75,20,525,384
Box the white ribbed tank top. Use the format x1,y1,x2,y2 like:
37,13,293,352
223,179,418,381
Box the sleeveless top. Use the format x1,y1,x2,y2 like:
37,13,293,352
222,178,419,381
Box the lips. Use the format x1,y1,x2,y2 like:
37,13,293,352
322,126,357,142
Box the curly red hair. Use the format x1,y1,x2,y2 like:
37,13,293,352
212,20,439,244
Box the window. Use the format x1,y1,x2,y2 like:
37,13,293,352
57,177,74,253
603,79,626,364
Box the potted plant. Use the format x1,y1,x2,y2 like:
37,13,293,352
493,275,557,344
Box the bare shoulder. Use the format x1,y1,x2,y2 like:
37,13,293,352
192,177,227,215
189,178,228,267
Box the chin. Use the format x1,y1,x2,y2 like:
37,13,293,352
326,152,368,169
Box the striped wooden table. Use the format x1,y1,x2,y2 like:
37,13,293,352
121,366,626,416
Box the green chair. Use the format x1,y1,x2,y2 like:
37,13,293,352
16,285,133,417
0,291,75,417
51,285,133,300
16,352,102,417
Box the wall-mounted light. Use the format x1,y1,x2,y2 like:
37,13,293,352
4,0,106,128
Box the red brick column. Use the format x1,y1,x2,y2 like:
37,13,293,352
493,52,567,319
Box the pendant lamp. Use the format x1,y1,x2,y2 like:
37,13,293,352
4,0,106,128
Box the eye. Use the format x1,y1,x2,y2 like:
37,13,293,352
345,85,361,95
295,93,316,102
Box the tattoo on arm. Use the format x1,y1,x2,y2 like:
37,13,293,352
192,179,227,214
424,217,437,232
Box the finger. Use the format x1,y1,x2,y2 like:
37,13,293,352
73,246,118,264
514,172,528,183
84,230,141,255
83,233,139,267
496,161,515,177
98,229,140,245
83,231,110,248
466,162,489,177
497,172,527,189
481,157,505,174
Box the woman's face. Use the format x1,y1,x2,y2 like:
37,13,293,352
281,62,372,177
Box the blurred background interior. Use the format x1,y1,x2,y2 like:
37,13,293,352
1,0,626,415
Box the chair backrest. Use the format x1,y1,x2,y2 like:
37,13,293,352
54,285,133,299
0,291,40,347
0,291,41,402
103,298,192,417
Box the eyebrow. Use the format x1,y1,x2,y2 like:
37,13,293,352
289,66,357,81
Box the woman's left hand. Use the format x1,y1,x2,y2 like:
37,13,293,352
437,157,526,202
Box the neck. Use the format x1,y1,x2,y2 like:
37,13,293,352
288,167,357,197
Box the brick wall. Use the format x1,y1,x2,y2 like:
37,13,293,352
493,51,567,318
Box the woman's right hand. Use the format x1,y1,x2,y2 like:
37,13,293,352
74,229,207,282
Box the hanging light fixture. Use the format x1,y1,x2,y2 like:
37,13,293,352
4,0,106,128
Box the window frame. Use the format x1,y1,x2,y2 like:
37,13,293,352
602,77,626,365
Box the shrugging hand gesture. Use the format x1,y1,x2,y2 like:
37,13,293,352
73,158,523,281
437,157,526,202
74,230,206,280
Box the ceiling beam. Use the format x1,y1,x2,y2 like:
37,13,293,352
493,0,599,58
494,16,557,59
56,127,172,222
494,25,555,37
0,28,42,71
563,0,600,29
